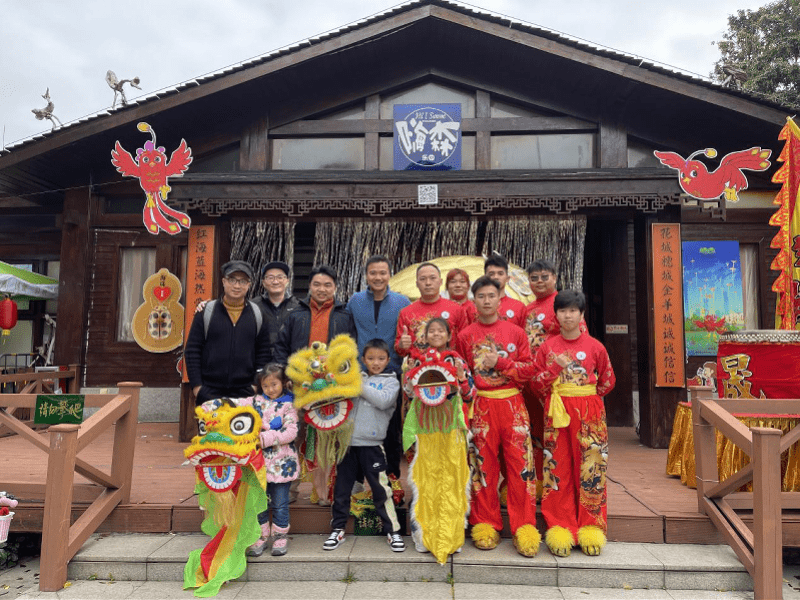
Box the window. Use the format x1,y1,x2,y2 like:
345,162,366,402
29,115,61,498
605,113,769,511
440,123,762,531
628,139,663,168
491,134,595,169
116,248,156,342
192,145,240,173
271,138,365,170
380,82,475,119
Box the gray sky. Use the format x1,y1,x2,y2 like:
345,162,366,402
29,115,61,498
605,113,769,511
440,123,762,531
0,0,771,150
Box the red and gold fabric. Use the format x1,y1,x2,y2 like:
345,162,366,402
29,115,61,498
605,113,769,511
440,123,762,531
769,116,800,331
395,298,467,356
716,331,800,399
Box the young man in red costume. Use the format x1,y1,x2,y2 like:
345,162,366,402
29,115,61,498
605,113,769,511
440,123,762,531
395,263,466,357
462,256,526,327
456,276,540,557
531,290,615,557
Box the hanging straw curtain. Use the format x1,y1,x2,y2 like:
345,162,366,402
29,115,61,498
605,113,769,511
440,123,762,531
230,221,296,298
481,215,587,291
313,220,481,300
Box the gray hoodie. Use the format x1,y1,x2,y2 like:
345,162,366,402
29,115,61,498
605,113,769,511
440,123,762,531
349,371,399,447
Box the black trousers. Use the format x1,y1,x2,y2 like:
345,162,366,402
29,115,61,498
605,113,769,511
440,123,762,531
331,445,400,534
195,385,254,406
383,401,403,479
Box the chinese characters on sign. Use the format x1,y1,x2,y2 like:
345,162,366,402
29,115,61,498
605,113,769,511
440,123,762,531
652,223,685,387
394,104,461,170
182,225,215,383
34,395,84,425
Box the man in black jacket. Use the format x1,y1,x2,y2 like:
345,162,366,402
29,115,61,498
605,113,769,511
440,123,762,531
273,265,356,364
185,260,271,405
252,261,301,363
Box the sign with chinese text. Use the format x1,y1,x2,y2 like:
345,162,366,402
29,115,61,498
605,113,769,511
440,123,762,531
394,104,461,170
182,225,215,383
651,223,685,387
717,339,800,399
34,395,84,425
682,241,744,356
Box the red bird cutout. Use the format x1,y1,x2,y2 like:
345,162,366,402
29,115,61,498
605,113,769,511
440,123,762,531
654,147,771,202
111,122,192,235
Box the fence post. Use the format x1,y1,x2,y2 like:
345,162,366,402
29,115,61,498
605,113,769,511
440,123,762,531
67,364,80,394
39,423,80,592
691,387,717,512
111,382,141,503
752,427,783,600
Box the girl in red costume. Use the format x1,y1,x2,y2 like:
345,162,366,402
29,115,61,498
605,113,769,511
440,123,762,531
456,276,540,557
532,290,615,557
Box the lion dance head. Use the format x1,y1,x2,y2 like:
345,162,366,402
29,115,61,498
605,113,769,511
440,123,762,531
404,347,463,431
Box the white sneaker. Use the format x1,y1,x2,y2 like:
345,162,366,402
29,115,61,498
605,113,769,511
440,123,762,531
323,529,345,551
387,532,406,552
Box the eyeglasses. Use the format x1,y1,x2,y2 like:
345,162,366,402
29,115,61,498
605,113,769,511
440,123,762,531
264,275,287,282
225,277,251,286
529,274,551,282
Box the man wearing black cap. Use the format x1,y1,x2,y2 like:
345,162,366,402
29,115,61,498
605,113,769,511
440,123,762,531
252,261,300,363
185,260,271,405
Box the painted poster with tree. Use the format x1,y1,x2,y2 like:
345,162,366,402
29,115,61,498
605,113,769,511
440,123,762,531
682,241,744,356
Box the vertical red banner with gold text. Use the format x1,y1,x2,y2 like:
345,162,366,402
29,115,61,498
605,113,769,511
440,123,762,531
652,223,685,387
182,225,215,383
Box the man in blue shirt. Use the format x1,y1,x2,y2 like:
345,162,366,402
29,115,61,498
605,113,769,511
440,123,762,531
347,255,410,502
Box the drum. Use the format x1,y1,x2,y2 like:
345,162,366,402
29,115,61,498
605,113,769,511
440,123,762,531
716,330,800,399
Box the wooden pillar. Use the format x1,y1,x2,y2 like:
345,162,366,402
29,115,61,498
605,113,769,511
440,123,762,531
635,208,685,448
598,119,627,168
475,90,490,170
111,382,141,503
239,116,270,171
751,426,782,600
54,188,91,374
365,94,380,171
39,423,80,591
690,387,717,510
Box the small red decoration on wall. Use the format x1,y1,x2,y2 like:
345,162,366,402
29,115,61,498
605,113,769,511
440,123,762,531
0,296,18,338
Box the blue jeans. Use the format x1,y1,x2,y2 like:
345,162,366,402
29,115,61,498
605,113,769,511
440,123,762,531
258,482,290,528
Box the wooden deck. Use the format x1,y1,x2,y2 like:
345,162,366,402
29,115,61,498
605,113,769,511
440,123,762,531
2,424,798,545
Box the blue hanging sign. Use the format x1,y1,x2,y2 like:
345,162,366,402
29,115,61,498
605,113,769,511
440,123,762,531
393,104,461,170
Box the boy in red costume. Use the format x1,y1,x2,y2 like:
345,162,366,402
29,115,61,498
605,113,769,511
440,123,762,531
396,263,467,356
456,276,540,557
532,290,615,557
462,256,526,327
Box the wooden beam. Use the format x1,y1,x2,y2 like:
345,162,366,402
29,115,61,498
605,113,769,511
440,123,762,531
239,116,270,171
599,120,627,168
365,95,379,171
475,90,491,170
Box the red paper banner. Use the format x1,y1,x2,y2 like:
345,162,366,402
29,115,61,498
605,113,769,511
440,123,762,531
717,341,800,400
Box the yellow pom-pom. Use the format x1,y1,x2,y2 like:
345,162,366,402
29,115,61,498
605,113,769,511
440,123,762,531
705,148,718,158
545,526,574,557
471,522,500,550
513,524,541,557
577,525,606,556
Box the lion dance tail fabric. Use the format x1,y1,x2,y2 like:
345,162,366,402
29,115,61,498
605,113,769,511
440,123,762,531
403,348,471,565
183,399,268,597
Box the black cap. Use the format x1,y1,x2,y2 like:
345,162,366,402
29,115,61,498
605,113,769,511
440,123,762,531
261,261,290,277
221,260,254,281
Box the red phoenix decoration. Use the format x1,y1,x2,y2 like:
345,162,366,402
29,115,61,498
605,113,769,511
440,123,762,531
0,296,18,337
111,122,193,235
693,314,727,337
654,147,771,202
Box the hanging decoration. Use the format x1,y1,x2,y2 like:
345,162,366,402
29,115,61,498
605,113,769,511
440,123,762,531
402,347,470,565
111,122,193,235
286,335,362,471
131,268,185,353
0,295,18,338
654,147,771,202
184,398,267,598
769,117,800,330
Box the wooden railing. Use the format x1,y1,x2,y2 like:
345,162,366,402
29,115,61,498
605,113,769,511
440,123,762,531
0,382,141,591
691,386,800,600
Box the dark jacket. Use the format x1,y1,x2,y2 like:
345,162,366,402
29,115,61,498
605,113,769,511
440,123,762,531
184,300,271,392
273,296,357,365
252,294,301,363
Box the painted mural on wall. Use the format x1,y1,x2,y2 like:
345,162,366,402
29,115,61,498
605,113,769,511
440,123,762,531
131,268,185,353
111,122,193,235
653,147,770,202
394,104,461,170
682,241,744,356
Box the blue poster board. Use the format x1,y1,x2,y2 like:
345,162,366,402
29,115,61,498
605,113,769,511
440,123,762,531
682,241,744,356
393,104,461,170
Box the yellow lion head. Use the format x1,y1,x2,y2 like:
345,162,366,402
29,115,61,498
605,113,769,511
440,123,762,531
184,399,265,492
286,334,362,411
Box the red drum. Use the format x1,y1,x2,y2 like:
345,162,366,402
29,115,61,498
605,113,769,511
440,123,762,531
716,330,800,400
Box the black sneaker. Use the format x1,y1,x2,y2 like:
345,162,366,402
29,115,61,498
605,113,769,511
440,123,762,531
323,529,345,551
387,532,406,552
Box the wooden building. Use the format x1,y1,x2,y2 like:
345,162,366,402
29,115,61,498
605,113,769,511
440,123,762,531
0,0,788,447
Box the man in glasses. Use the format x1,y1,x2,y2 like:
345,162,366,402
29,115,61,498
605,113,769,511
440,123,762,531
253,261,301,364
185,260,271,405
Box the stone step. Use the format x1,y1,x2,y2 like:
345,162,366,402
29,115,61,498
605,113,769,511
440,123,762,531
67,533,754,593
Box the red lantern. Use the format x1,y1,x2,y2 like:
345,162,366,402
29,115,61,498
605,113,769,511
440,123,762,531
0,296,18,337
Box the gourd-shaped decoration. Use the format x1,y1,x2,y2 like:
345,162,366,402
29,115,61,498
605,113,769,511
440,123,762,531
131,268,185,352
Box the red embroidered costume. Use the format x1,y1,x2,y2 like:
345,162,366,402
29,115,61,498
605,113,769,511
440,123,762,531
463,295,525,328
531,331,615,537
456,320,537,535
395,298,466,356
